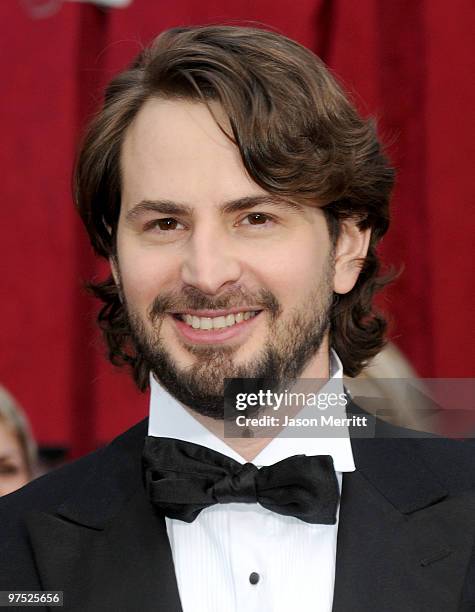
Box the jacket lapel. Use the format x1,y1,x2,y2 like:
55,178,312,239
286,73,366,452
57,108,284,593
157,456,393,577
25,419,182,612
332,404,475,612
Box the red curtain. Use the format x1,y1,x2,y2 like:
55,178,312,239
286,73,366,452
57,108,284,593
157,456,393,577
1,0,473,456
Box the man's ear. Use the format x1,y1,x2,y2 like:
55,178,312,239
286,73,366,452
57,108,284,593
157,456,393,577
333,220,371,294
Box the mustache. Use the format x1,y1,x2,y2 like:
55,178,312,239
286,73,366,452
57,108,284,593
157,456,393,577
148,286,281,321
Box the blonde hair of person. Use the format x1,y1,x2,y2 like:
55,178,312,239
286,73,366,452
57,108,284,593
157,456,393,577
0,385,38,478
344,342,436,432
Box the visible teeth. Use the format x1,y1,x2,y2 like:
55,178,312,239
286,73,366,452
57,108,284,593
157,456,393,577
212,316,226,329
180,311,258,330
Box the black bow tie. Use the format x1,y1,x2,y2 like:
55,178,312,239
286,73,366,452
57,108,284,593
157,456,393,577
142,436,340,524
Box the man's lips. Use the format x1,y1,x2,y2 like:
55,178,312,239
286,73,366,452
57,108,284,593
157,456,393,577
169,310,264,344
168,308,263,317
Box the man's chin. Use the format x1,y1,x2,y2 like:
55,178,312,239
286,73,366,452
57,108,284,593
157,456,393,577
162,339,260,374
150,348,276,419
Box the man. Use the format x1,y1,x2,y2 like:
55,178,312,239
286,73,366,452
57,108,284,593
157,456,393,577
1,25,474,612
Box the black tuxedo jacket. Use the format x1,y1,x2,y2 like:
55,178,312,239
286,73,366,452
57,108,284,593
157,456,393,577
1,403,475,612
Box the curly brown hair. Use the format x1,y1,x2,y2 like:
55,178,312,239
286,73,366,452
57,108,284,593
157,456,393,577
74,24,397,391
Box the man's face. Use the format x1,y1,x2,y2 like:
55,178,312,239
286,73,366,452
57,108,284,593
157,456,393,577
115,98,336,418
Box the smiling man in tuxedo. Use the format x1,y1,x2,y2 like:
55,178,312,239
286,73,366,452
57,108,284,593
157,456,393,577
1,25,475,612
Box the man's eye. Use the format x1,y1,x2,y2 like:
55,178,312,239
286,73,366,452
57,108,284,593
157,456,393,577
241,213,274,226
147,218,184,232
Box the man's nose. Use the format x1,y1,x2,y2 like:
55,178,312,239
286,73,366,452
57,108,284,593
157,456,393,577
180,226,242,295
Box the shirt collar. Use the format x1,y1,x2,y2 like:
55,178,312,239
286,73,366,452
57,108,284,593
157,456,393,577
148,348,355,472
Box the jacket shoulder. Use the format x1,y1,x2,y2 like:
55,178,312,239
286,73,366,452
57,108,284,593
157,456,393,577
349,398,475,493
0,418,148,534
0,419,148,590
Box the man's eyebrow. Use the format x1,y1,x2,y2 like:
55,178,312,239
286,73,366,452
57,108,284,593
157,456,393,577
125,200,193,221
221,195,305,215
124,195,305,222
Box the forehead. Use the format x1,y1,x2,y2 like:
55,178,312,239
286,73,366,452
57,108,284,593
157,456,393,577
120,98,264,211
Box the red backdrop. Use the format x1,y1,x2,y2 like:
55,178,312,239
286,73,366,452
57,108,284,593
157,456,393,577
1,0,473,457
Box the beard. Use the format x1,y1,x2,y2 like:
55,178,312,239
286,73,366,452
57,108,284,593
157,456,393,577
125,253,335,420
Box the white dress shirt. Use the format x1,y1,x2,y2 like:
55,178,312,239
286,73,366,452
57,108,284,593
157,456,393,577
148,348,355,612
